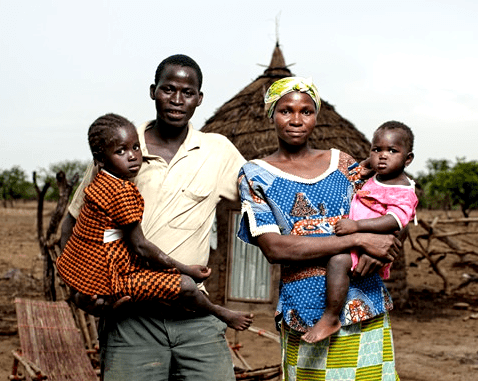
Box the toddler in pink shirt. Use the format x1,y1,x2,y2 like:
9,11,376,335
303,121,418,343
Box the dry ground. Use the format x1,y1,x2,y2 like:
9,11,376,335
1,202,477,380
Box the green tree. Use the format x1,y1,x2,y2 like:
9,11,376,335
416,159,452,210
421,158,478,217
37,160,88,201
0,166,35,205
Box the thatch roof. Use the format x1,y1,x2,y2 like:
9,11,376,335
201,44,371,162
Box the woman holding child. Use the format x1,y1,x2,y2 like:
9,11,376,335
237,77,404,380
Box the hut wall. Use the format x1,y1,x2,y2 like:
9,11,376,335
204,199,231,305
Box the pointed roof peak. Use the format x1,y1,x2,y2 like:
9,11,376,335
260,43,292,78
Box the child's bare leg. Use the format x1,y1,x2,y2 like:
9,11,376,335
179,275,253,331
302,253,352,343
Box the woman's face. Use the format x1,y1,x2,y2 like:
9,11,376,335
272,91,317,147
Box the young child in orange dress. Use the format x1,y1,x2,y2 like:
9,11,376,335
302,121,418,343
57,113,252,331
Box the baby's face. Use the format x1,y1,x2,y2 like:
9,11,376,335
370,129,411,179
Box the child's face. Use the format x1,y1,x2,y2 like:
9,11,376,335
370,129,413,180
100,125,142,179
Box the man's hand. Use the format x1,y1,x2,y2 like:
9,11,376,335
71,292,131,317
335,219,358,236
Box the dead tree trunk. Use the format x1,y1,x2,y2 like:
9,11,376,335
34,171,79,301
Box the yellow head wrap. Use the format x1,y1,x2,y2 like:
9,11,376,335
264,77,321,118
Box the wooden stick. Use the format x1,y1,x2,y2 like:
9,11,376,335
87,314,99,349
247,326,280,343
228,342,252,370
419,219,464,251
415,234,449,293
77,309,93,350
11,350,47,380
236,365,281,377
432,218,478,224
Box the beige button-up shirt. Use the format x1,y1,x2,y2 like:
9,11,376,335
69,121,245,269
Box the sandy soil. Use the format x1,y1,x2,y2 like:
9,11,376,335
1,202,477,380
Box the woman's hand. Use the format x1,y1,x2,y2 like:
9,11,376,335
352,254,385,277
70,292,131,317
357,232,401,263
185,265,212,283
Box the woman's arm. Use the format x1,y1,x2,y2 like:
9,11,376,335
256,231,401,265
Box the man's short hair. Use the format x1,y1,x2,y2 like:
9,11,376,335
154,54,203,90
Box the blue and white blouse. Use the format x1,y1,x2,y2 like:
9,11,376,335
237,149,393,332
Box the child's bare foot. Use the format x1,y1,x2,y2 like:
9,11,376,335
302,315,341,343
222,310,254,331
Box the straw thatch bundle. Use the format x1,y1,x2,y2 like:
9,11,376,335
201,44,371,162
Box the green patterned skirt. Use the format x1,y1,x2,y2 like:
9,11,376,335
280,313,399,381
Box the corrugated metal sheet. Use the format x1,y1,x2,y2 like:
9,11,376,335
229,213,271,300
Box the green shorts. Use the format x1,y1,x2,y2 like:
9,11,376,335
100,310,234,381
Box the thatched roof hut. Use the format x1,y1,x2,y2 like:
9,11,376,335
202,43,371,162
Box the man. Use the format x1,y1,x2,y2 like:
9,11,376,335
61,55,246,380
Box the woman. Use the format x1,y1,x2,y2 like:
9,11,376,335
237,77,401,380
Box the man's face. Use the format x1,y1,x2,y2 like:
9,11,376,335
150,64,203,128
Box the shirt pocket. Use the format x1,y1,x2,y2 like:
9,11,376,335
168,188,213,230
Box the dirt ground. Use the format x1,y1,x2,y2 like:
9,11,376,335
1,202,478,380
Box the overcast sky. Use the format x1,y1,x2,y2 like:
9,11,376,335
1,0,477,177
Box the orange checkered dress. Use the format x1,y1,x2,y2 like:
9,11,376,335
57,170,181,302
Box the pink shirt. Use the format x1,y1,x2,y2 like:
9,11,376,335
349,175,418,278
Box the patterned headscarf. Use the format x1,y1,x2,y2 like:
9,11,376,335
264,77,321,118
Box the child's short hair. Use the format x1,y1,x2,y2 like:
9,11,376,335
374,121,414,152
154,54,203,90
88,113,135,160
